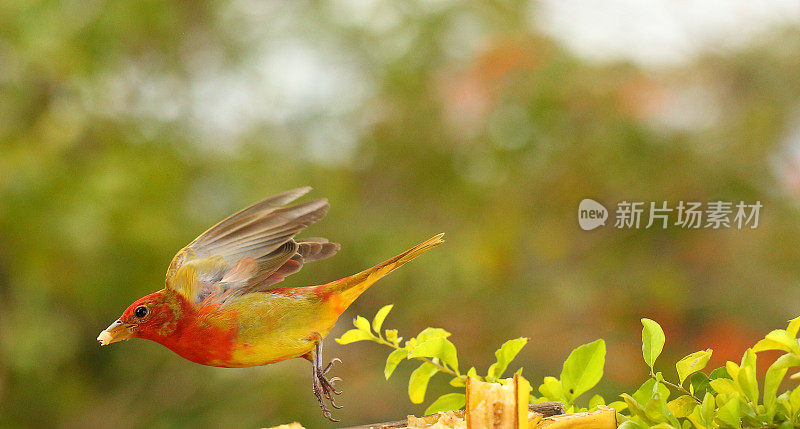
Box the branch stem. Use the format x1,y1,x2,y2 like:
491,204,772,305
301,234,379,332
651,372,700,403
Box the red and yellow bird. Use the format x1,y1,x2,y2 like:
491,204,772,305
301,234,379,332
97,187,443,420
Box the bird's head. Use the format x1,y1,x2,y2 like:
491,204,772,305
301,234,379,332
97,289,186,346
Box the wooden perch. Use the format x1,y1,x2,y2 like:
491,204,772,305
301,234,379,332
341,402,565,429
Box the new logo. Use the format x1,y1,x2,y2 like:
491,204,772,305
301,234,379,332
578,199,608,230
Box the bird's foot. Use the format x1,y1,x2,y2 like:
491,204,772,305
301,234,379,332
310,340,343,422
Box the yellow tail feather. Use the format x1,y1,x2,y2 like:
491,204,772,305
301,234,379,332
323,233,445,312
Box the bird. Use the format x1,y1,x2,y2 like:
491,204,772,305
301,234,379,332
97,187,444,421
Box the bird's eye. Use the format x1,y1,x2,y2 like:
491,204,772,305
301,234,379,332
134,306,148,318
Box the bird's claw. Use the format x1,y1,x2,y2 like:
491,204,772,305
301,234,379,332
310,340,344,421
324,358,341,374
316,361,343,407
312,377,339,421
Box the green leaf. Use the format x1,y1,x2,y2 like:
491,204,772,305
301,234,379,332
416,327,451,343
560,339,606,402
700,392,715,426
725,361,739,382
688,402,708,429
632,379,669,405
621,393,649,421
668,395,698,418
354,315,371,333
643,382,675,425
618,420,645,429
765,354,800,412
641,319,665,370
385,329,399,345
644,379,679,426
384,348,408,379
790,385,800,414
425,393,466,414
788,316,800,338
589,394,605,408
716,395,741,427
754,338,791,353
408,362,439,404
776,392,791,418
738,365,759,405
754,330,800,354
408,337,459,373
740,348,756,373
735,349,758,405
466,367,481,381
372,304,393,333
538,376,563,401
608,400,628,412
689,372,710,396
449,377,465,387
709,378,740,395
643,402,667,423
336,329,374,344
487,338,528,380
676,349,712,386
709,366,730,380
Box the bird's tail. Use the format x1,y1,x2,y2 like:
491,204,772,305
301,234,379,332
321,233,445,314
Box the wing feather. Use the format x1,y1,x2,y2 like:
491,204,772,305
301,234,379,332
165,188,339,304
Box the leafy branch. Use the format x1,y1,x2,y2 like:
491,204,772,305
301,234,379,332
619,317,800,428
338,305,800,428
336,305,529,413
336,304,603,414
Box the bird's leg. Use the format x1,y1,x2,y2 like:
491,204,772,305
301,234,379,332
305,335,343,422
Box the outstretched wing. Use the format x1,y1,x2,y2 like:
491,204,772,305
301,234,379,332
165,187,339,304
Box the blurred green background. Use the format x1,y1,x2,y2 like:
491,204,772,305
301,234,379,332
3,1,800,427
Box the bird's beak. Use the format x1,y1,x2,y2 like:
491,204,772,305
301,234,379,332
97,320,137,346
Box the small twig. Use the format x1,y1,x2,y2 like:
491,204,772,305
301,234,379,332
651,373,700,404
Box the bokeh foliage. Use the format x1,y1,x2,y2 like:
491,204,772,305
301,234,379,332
2,1,800,428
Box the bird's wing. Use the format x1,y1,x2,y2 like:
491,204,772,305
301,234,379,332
165,187,339,304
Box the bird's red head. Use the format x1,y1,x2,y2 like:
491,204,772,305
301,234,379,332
98,289,187,346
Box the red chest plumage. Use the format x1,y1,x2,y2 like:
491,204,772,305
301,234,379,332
142,311,239,367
